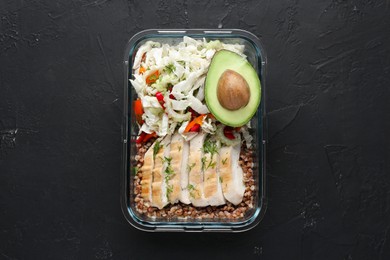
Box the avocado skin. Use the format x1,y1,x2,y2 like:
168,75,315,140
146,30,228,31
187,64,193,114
205,50,261,127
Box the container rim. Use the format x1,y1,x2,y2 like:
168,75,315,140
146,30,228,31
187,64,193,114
121,29,267,232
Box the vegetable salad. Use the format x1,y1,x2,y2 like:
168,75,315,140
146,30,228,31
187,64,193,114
130,36,253,147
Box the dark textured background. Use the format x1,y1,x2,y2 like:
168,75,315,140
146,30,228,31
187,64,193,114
1,0,389,259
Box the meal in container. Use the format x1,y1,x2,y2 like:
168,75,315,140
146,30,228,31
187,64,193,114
130,36,261,219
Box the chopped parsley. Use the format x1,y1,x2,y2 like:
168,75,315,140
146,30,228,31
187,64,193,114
201,157,207,171
177,60,186,66
163,156,175,184
178,145,182,152
165,165,175,178
153,141,162,160
203,139,218,155
187,184,195,198
166,184,173,200
164,64,176,74
201,138,219,171
219,177,223,183
222,158,228,165
187,162,196,173
201,156,216,171
163,156,172,164
133,166,139,175
207,160,216,170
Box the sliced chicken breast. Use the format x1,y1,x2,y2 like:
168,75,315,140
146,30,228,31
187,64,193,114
167,133,186,204
219,144,245,205
140,143,154,202
188,132,208,207
151,135,171,209
203,143,225,206
178,136,191,204
165,133,191,204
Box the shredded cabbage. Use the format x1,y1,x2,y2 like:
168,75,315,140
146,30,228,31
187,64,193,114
187,94,209,114
178,121,198,141
201,116,216,134
240,126,253,148
130,36,247,141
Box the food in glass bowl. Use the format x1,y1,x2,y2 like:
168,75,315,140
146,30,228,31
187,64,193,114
130,36,261,220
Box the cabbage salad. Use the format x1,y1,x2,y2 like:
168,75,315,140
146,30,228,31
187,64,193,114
130,36,253,146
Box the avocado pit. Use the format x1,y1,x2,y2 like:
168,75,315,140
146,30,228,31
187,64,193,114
217,69,250,111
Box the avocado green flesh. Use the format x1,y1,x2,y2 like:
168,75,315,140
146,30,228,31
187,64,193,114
205,50,261,127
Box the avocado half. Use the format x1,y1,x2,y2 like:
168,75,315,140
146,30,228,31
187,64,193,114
205,50,261,127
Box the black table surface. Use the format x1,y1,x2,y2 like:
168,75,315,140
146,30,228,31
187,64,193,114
1,0,389,259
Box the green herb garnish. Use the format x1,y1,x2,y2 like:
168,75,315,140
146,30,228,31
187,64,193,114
202,140,220,170
207,160,216,170
164,64,176,74
163,156,175,183
165,166,175,179
203,138,218,157
166,184,173,200
187,184,195,198
222,158,228,165
201,157,207,171
201,155,217,172
177,60,186,66
153,141,162,160
187,162,196,173
163,156,172,164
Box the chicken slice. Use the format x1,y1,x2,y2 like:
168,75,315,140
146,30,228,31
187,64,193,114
175,135,191,204
203,141,225,206
151,135,171,209
140,142,154,202
167,133,187,204
188,132,208,207
219,144,245,205
168,133,191,204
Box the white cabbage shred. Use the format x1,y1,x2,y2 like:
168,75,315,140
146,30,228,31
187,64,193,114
240,126,253,148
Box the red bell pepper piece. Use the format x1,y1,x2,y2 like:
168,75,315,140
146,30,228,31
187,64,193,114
133,99,143,124
223,126,236,140
189,124,201,132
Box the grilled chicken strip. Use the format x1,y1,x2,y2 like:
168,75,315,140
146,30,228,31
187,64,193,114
151,135,171,209
219,144,245,205
140,142,154,202
178,137,191,204
167,133,188,204
203,141,225,206
188,132,208,207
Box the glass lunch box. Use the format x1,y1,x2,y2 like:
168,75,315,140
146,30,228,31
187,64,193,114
121,29,267,232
